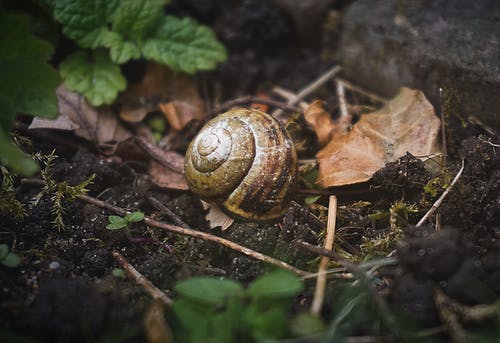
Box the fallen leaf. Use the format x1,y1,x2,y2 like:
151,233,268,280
30,85,132,144
119,62,205,128
148,148,188,190
317,87,441,187
201,201,234,230
159,100,201,131
304,100,339,146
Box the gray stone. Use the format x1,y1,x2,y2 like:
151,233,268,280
339,0,500,130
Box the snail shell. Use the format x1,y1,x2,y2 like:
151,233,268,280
184,108,298,220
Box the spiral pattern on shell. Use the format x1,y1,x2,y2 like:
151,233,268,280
184,108,298,220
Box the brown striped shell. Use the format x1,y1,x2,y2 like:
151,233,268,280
184,108,298,221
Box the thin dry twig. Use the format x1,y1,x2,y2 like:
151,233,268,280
271,87,309,109
112,251,173,306
134,136,184,173
148,196,190,228
272,65,342,117
335,78,387,103
336,79,350,120
208,95,302,117
22,178,311,276
77,194,311,276
416,160,465,227
439,88,448,159
311,195,337,315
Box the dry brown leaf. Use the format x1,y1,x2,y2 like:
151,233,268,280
159,100,202,131
30,85,132,144
119,62,205,128
304,100,339,146
143,300,173,343
149,149,188,190
317,87,441,187
201,201,234,230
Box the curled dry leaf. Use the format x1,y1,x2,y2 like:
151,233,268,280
201,200,234,231
30,85,132,145
304,100,341,146
149,150,188,190
317,87,441,187
119,62,205,129
143,300,173,343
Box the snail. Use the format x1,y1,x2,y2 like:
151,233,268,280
184,108,298,221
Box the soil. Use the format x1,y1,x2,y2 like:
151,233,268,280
1,1,499,343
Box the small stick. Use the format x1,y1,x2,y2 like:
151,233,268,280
77,194,311,276
311,195,337,315
272,65,342,117
416,160,465,228
209,95,302,116
148,196,190,229
133,136,183,173
335,78,387,103
112,251,173,306
21,179,311,276
336,80,350,121
271,87,309,109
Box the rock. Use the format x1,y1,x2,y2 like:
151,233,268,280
339,0,500,130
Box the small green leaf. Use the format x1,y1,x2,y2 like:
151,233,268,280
52,0,121,48
60,50,126,106
112,268,126,278
111,0,165,39
172,298,211,341
2,252,21,268
248,270,303,299
108,35,141,64
0,244,9,260
106,221,128,230
290,312,326,337
142,15,227,73
175,277,243,305
124,211,145,223
108,215,124,223
305,195,321,205
0,131,40,176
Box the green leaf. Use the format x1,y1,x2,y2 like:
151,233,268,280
108,215,124,223
248,270,303,299
175,277,243,305
60,50,126,106
172,298,211,342
124,211,145,223
52,0,120,48
0,14,58,175
290,312,326,337
0,244,8,260
142,15,227,73
2,253,21,268
111,0,165,40
305,195,321,205
112,268,126,278
106,219,128,230
107,35,142,64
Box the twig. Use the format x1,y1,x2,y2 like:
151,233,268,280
76,194,311,276
271,87,309,109
112,251,173,306
148,196,190,228
416,160,465,227
434,288,468,343
208,95,302,117
21,178,311,276
272,65,342,117
133,136,184,173
336,80,350,121
311,195,337,315
335,78,387,103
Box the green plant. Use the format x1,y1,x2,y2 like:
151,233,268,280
106,211,145,230
46,0,227,106
0,12,59,175
31,151,95,229
0,244,21,268
171,270,304,343
0,166,26,220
